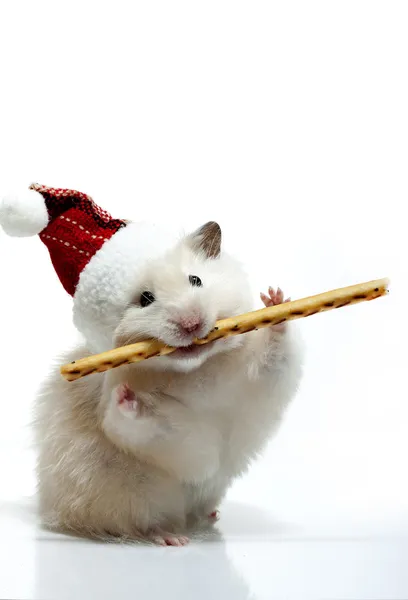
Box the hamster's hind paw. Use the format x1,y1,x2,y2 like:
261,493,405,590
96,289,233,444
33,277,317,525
148,527,190,547
208,510,220,522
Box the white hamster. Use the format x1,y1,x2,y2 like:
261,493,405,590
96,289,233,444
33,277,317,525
34,222,303,546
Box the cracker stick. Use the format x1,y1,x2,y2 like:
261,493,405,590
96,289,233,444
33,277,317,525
61,277,389,382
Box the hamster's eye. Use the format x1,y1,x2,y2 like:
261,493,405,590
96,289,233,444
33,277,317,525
140,291,155,307
189,275,202,287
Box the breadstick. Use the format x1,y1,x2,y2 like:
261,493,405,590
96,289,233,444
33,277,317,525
61,277,389,382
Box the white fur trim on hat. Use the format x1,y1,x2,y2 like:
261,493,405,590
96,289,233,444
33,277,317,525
0,189,49,237
73,221,181,353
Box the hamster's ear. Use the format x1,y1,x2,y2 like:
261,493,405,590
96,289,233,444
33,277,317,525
187,221,222,259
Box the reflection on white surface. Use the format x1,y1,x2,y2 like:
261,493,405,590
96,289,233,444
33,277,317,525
1,485,408,600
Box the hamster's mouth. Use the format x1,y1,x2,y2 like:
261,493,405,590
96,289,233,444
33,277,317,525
170,341,214,359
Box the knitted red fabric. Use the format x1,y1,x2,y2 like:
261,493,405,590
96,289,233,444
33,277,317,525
30,183,126,295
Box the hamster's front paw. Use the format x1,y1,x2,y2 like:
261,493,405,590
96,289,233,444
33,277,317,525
260,286,290,332
116,383,139,419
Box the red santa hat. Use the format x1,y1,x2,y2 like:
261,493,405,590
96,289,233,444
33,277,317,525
0,182,127,295
0,183,179,352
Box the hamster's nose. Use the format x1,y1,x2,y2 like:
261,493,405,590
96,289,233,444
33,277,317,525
178,315,203,336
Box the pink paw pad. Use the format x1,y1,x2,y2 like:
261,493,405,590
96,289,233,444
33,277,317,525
208,510,220,521
260,286,290,331
149,528,189,547
116,383,139,418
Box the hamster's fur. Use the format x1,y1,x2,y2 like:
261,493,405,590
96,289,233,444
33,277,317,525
34,222,303,545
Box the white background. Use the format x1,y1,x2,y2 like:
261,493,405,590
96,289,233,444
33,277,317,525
0,2,407,599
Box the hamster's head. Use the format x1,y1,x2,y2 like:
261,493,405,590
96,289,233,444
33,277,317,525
114,222,253,373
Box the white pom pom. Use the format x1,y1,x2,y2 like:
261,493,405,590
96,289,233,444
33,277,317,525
0,189,49,237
